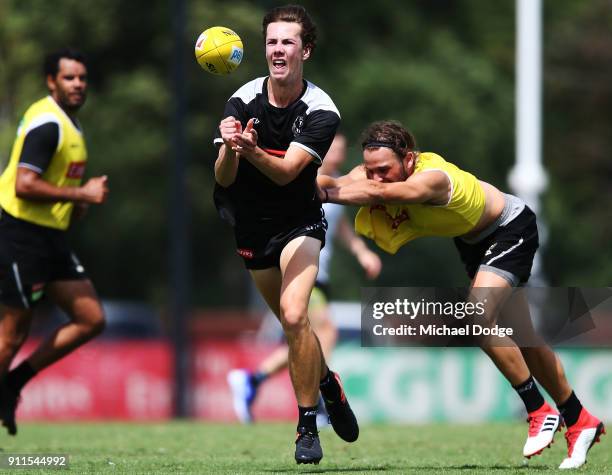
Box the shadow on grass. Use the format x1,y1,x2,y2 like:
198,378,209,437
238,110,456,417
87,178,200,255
411,464,550,471
262,462,550,473
262,466,390,473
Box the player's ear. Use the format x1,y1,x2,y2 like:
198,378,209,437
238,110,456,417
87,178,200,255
302,44,311,61
46,74,57,93
404,152,415,171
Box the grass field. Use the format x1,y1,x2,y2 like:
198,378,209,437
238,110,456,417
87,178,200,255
0,422,609,474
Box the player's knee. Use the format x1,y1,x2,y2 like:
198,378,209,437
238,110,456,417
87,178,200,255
280,306,308,336
83,311,106,337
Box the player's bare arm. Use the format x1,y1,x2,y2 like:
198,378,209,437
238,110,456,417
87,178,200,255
327,169,450,206
337,215,382,279
214,116,241,187
233,118,314,186
16,168,108,204
317,165,367,201
318,165,366,189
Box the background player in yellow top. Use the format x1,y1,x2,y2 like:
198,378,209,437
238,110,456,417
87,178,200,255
0,48,109,436
318,120,605,470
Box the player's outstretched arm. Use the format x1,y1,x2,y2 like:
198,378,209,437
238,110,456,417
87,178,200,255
318,165,367,189
326,170,450,206
317,173,338,190
318,165,367,202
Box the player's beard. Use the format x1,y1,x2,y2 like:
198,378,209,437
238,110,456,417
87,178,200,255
57,88,86,113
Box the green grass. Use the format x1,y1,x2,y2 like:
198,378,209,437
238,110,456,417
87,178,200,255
0,422,609,474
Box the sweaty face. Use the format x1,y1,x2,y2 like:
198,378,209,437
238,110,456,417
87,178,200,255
48,58,88,112
265,21,309,85
363,147,409,183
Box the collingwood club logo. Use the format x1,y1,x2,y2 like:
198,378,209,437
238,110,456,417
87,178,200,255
292,115,305,136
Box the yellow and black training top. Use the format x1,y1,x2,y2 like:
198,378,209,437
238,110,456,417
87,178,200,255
0,96,87,230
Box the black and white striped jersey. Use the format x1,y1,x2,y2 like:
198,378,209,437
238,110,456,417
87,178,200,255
213,76,340,230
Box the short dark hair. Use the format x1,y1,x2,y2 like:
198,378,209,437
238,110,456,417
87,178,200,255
44,48,88,78
262,4,317,54
360,120,418,158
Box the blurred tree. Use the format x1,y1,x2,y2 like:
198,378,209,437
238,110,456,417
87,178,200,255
542,0,612,285
0,0,608,312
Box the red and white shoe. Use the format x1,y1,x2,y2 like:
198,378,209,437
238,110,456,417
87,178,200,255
523,402,563,458
559,408,605,469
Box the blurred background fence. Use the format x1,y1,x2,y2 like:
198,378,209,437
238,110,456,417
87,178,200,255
14,302,612,422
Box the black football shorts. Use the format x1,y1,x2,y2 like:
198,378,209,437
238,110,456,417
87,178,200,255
453,206,539,286
235,215,327,270
0,209,87,309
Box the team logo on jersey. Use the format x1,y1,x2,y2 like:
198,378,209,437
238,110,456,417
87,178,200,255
292,115,305,136
370,204,410,230
66,161,86,179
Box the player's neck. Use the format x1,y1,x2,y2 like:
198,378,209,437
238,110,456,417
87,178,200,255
50,95,79,120
267,78,304,108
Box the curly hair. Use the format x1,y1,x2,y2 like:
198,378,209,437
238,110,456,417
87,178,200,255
360,120,417,158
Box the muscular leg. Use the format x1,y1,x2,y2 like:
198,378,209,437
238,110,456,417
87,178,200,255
25,279,105,372
474,272,572,402
521,347,571,404
473,272,573,402
504,292,573,404
278,236,323,407
255,290,337,378
0,306,33,376
0,280,104,437
471,271,530,385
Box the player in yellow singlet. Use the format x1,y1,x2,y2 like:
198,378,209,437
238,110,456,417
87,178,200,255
318,120,604,470
0,49,108,436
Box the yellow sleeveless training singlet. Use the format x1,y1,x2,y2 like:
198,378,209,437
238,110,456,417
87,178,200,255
355,152,485,254
0,96,87,230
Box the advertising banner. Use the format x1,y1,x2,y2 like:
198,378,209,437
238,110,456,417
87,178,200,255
13,340,612,423
16,341,173,420
333,345,612,423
